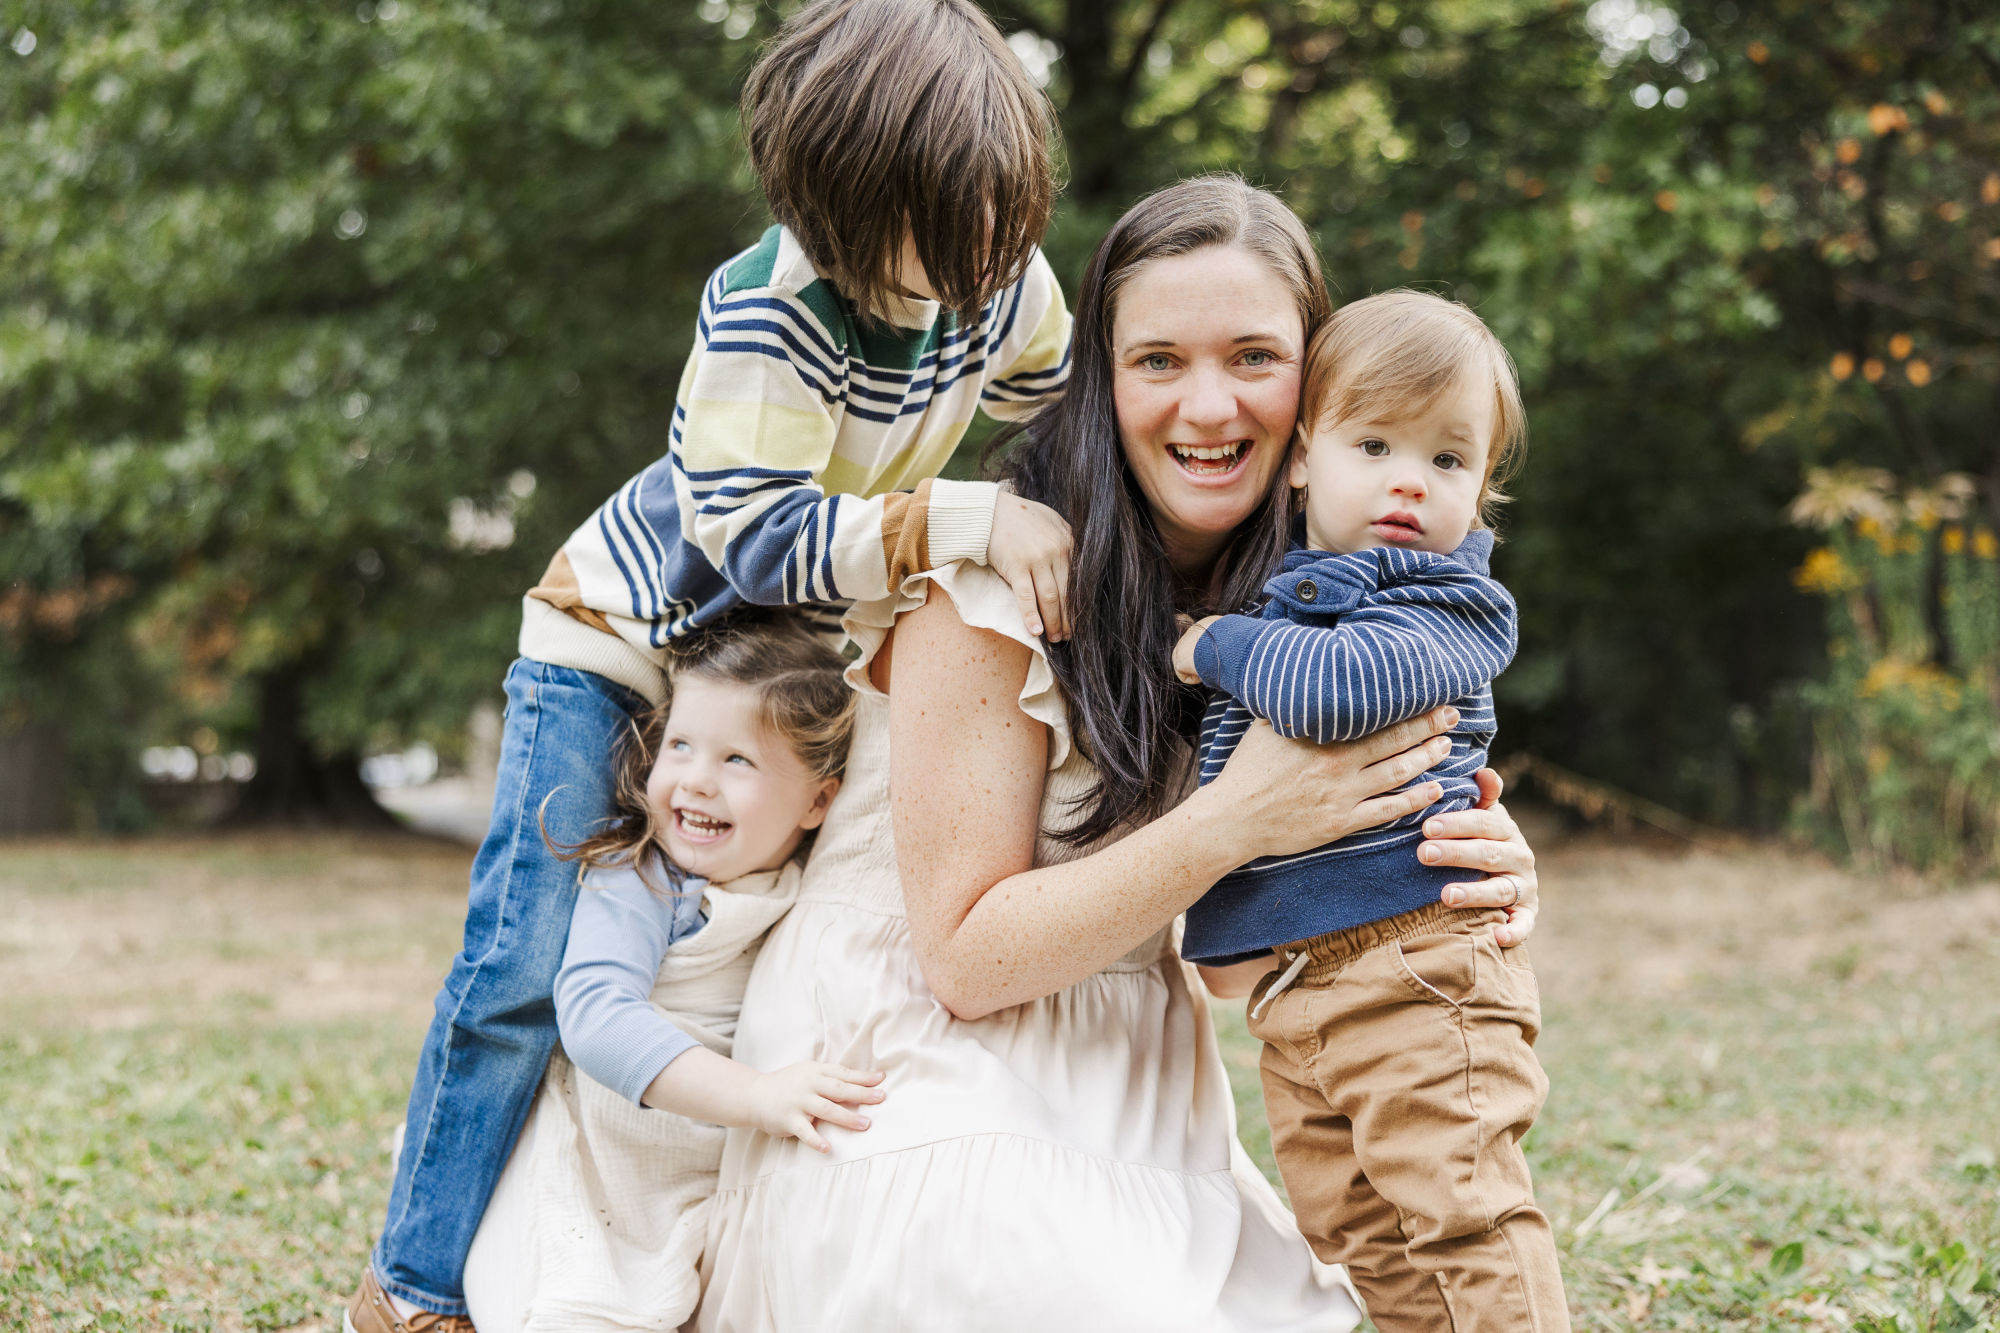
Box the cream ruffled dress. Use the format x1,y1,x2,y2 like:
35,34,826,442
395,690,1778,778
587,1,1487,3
463,863,801,1333
695,564,1360,1333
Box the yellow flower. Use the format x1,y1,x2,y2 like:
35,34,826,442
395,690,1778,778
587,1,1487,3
1858,659,1964,711
1977,530,1999,560
1943,526,1965,555
1794,547,1860,594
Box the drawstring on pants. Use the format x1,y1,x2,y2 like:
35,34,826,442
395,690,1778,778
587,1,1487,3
1248,948,1311,1021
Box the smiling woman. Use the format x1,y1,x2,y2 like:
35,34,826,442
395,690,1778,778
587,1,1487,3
1112,246,1306,572
998,174,1331,848
681,175,1548,1332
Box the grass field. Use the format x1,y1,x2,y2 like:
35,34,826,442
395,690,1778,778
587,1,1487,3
2,830,1996,1331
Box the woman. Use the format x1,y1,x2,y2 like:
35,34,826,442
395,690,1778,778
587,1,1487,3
694,176,1541,1331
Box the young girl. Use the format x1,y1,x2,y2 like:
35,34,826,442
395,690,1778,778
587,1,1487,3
456,614,881,1333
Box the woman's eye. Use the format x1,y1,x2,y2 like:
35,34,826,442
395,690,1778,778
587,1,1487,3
1142,354,1173,372
1240,349,1272,367
1361,438,1388,457
1434,453,1463,471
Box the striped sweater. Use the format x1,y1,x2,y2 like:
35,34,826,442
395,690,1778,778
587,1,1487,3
1180,531,1517,965
521,224,1072,701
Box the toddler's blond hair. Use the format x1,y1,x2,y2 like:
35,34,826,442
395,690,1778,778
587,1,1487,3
1300,290,1526,525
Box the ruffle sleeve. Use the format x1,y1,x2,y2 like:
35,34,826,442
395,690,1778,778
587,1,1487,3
840,560,1074,771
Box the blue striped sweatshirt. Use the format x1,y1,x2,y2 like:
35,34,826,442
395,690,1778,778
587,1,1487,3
1181,531,1517,965
521,225,1071,703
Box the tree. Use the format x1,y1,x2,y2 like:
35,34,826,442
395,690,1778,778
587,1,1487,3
1,0,773,823
8,0,1996,844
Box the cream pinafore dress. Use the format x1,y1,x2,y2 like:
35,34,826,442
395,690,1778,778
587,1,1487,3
695,564,1360,1333
463,864,800,1333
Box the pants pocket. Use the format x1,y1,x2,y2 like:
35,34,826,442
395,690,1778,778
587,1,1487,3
1392,929,1479,1008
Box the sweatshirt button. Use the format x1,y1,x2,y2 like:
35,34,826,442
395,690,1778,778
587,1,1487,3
1296,578,1318,602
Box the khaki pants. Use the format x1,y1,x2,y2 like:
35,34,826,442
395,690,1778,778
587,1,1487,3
1246,903,1570,1333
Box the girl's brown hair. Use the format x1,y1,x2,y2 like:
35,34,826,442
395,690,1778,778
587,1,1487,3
995,174,1331,846
550,613,856,890
741,0,1058,321
1301,290,1527,525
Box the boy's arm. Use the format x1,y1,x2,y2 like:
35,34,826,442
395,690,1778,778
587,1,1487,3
1193,574,1517,743
553,874,702,1105
978,250,1073,422
674,287,999,606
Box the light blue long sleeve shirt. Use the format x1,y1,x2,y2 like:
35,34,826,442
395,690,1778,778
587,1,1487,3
553,862,709,1105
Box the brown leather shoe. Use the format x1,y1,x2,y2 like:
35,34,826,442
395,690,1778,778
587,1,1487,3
343,1267,477,1333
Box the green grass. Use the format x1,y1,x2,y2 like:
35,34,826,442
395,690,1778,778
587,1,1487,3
3,833,1996,1330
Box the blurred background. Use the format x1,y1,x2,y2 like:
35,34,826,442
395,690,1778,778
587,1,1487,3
5,0,1999,872
4,5,1999,1330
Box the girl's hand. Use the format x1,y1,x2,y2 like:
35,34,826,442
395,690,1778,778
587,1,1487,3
1173,616,1220,684
745,1062,886,1154
1204,708,1458,863
1418,768,1539,946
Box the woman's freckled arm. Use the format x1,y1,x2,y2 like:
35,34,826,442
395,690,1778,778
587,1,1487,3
890,593,1245,1019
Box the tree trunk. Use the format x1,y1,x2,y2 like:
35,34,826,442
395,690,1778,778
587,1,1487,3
0,719,72,835
223,666,401,829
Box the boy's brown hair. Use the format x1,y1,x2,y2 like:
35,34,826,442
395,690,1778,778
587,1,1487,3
1301,290,1527,525
742,0,1058,321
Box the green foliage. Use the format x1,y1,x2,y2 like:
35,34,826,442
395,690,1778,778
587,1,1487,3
7,0,2000,846
1790,468,2000,871
1,0,771,795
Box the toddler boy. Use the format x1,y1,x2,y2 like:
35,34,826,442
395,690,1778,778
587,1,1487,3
1174,290,1567,1333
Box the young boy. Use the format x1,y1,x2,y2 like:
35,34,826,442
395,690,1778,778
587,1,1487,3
1172,290,1568,1333
348,3,1072,1328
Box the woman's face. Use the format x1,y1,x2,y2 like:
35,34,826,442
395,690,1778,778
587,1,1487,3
1110,244,1305,575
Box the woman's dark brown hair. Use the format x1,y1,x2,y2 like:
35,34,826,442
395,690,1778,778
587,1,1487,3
548,612,856,892
741,0,1058,320
994,174,1331,846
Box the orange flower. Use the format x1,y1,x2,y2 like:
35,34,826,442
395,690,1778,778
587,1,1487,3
1866,104,1907,135
1830,352,1856,381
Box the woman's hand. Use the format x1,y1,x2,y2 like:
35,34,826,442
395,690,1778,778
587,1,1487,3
1417,769,1539,946
1203,707,1459,863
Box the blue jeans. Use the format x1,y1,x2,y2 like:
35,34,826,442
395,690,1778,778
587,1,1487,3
371,658,645,1315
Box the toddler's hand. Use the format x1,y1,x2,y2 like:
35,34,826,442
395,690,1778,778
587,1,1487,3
746,1061,885,1154
988,493,1073,643
1173,616,1220,685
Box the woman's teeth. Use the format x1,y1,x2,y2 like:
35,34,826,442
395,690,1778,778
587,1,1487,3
1171,441,1245,473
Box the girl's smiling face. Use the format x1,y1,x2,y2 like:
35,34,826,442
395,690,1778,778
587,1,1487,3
1110,244,1305,576
647,675,839,883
